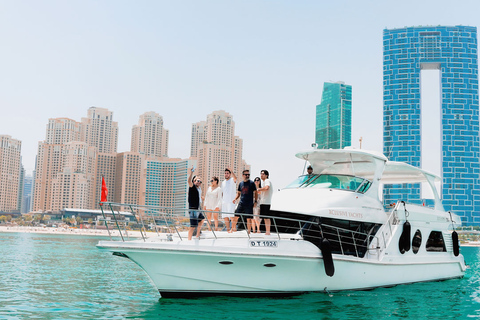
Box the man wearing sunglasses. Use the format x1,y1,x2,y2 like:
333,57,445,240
232,169,257,233
187,166,205,240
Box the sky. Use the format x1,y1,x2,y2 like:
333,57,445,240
1,0,479,189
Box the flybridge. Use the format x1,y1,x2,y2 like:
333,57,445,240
294,148,444,210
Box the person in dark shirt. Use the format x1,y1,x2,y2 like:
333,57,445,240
232,169,257,233
187,166,205,240
307,165,313,175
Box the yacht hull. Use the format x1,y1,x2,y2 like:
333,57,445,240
98,237,466,297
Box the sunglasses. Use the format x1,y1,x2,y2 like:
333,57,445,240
243,174,250,176
196,180,202,184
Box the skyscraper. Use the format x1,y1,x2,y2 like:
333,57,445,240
191,110,249,188
33,118,82,211
115,152,144,206
21,175,33,214
0,135,22,212
131,112,169,158
383,25,479,224
81,107,118,154
81,107,119,209
33,108,119,212
50,141,97,210
315,81,352,149
140,158,195,214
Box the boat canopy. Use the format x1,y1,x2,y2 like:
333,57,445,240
381,161,441,184
296,148,441,184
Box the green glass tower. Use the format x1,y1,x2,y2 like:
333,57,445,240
315,81,352,149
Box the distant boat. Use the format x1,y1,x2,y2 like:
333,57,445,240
97,148,466,298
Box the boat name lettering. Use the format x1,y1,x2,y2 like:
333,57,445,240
250,241,278,247
329,209,363,219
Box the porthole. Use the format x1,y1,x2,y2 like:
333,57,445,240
263,263,276,268
412,229,422,254
219,261,233,265
426,231,447,252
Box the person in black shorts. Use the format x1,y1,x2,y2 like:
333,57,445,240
232,169,257,233
187,166,205,240
257,170,273,235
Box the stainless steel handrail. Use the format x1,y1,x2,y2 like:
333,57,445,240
100,202,380,258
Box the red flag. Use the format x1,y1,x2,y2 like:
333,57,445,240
101,176,108,204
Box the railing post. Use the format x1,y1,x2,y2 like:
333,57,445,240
239,213,250,239
337,229,344,255
171,208,183,241
149,210,160,237
203,210,217,239
99,202,112,240
352,231,358,257
109,203,124,242
272,216,280,239
129,205,145,241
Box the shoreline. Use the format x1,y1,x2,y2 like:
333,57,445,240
459,241,480,247
0,225,145,238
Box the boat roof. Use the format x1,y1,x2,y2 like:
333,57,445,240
296,148,441,184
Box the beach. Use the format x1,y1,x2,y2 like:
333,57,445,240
0,225,146,238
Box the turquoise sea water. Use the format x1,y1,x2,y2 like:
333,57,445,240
0,232,479,320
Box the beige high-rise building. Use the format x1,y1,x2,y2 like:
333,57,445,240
46,118,82,144
81,107,118,154
0,135,22,212
190,120,207,158
80,107,118,209
191,110,249,191
140,157,196,215
131,112,169,157
115,152,145,206
50,142,96,210
233,136,248,177
33,118,82,212
34,108,119,212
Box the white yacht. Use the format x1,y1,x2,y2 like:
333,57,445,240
97,148,466,298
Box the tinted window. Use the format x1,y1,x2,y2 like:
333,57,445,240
285,174,371,193
426,231,446,252
412,229,422,254
284,175,315,189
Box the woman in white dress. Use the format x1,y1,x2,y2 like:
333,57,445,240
252,177,262,233
204,176,222,231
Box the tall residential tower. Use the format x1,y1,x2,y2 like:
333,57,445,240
315,81,352,149
383,25,480,225
0,135,22,212
131,112,169,158
191,110,249,188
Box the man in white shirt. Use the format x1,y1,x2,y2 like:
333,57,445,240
257,169,273,235
221,168,237,232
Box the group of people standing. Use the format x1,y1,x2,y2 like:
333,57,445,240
187,167,273,240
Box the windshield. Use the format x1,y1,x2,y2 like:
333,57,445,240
284,174,372,193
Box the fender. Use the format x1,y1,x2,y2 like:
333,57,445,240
452,231,460,257
399,221,411,254
321,238,335,277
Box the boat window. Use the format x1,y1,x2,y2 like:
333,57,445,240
284,175,317,188
426,231,446,252
412,229,422,254
285,174,371,193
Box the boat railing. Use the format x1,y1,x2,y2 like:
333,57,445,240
375,201,403,254
99,202,380,258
